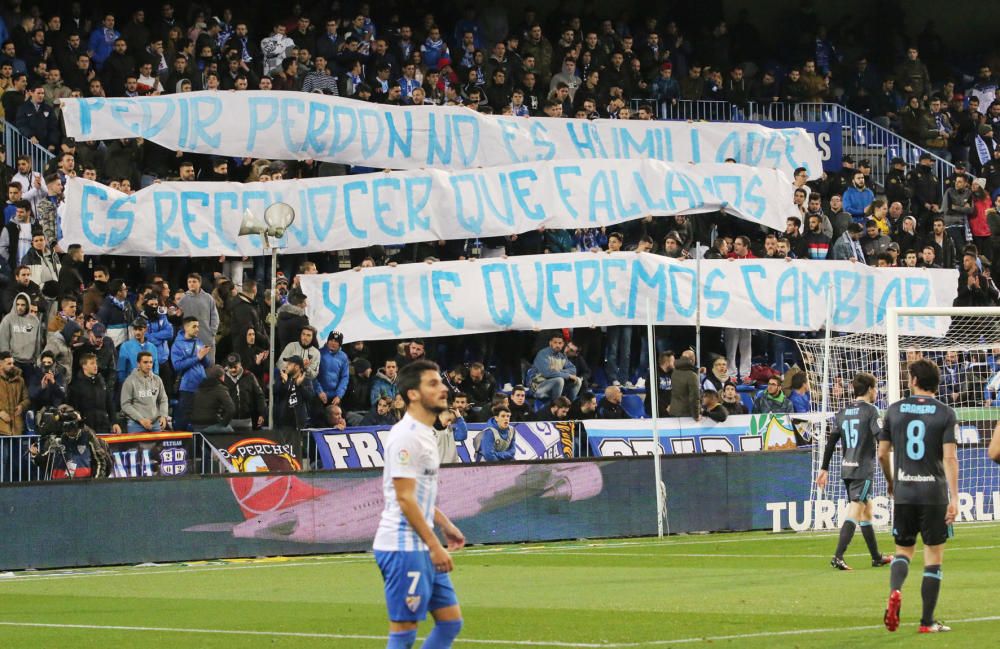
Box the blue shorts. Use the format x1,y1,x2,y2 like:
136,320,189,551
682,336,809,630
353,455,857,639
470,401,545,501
374,550,458,622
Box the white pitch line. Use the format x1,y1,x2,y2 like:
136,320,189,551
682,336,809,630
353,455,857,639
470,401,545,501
2,615,1000,647
2,530,997,585
610,615,1000,646
0,621,610,647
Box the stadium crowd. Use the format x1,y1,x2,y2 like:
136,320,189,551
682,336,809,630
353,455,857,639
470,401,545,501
0,2,998,462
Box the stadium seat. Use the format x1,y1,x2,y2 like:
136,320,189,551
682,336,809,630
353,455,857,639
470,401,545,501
621,394,646,419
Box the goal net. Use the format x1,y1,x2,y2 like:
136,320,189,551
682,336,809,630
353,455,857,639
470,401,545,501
796,307,1000,531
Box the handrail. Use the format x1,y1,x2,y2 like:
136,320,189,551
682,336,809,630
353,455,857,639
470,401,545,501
2,119,56,174
632,99,956,198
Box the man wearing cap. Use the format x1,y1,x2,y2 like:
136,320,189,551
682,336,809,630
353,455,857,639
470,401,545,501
278,354,315,433
223,353,265,429
116,317,158,385
318,330,349,407
973,124,996,177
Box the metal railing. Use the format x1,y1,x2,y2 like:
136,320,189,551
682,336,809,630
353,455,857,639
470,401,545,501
631,99,956,198
0,432,230,483
2,119,56,173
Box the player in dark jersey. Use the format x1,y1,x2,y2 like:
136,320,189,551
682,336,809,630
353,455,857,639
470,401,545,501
816,372,892,570
878,359,958,634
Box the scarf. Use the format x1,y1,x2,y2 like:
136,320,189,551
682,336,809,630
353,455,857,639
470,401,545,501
976,134,992,166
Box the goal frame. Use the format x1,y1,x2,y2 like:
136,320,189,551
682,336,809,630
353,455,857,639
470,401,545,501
885,306,1000,403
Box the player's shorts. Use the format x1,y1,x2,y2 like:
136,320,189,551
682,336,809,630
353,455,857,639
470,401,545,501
374,550,459,622
892,503,953,547
844,478,873,503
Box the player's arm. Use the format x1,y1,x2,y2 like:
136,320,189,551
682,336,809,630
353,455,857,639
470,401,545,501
989,421,1000,464
943,442,959,524
877,440,894,497
816,421,841,489
392,477,453,573
434,508,465,551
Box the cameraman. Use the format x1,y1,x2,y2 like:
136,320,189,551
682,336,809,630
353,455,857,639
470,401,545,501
68,353,121,435
28,350,65,413
30,404,110,479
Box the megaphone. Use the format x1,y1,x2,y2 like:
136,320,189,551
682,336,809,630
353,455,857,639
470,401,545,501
238,208,267,236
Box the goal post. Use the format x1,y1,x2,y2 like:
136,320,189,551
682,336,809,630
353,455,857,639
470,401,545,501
798,306,1000,531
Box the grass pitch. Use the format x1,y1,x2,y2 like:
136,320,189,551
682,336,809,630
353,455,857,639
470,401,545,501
1,523,998,648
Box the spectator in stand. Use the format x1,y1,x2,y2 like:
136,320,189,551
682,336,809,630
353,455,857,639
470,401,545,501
15,84,59,152
116,318,158,385
223,353,265,430
361,395,397,426
27,349,64,413
701,390,728,422
788,372,811,413
464,362,497,415
668,350,700,419
435,406,468,464
279,325,321,395
843,171,874,222
831,222,866,262
568,391,598,420
942,174,974,253
178,273,218,364
190,365,235,433
68,352,119,434
0,291,42,376
753,376,793,414
0,351,28,438
529,333,581,404
721,383,748,415
532,395,571,422
922,216,957,268
88,13,120,70
474,405,516,462
97,279,133,348
596,385,630,419
277,354,315,435
369,358,398,406
120,350,167,432
318,330,349,408
508,385,532,422
860,219,891,265
171,316,211,431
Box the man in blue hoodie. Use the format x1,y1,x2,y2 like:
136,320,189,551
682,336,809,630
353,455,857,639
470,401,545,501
318,330,349,406
475,405,516,462
117,318,158,385
170,316,211,431
528,333,581,404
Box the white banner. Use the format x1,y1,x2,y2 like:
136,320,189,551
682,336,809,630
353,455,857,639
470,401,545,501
299,254,958,341
63,160,795,256
60,92,822,178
